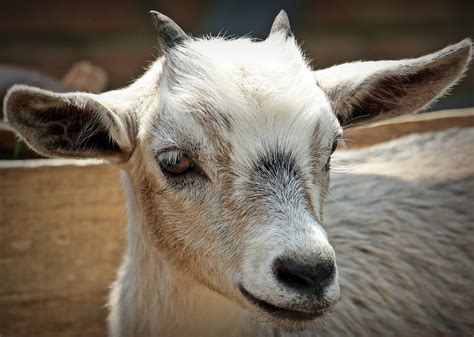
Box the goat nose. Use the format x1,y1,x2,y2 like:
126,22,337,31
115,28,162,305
273,257,335,292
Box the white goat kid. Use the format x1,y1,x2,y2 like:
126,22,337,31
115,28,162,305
4,10,472,337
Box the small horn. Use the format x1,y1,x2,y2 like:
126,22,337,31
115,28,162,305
269,10,292,38
149,10,187,50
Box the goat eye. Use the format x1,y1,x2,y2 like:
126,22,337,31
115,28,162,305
158,151,195,176
331,140,338,154
325,157,331,171
324,140,338,172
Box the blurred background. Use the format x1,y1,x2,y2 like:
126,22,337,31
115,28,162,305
0,2,473,336
1,0,473,109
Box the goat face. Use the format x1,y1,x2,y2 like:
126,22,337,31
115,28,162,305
4,10,471,333
132,28,342,330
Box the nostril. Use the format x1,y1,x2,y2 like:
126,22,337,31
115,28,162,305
275,264,314,288
273,257,335,292
315,260,336,285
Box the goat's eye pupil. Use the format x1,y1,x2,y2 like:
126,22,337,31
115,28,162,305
331,140,338,154
160,154,194,175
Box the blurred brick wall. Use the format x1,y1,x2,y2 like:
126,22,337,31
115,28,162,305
1,0,472,108
0,0,211,89
297,0,474,109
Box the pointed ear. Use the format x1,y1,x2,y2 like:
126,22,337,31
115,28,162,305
314,39,472,127
3,85,136,163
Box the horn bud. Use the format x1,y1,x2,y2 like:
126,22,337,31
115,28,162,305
149,10,187,50
269,10,292,38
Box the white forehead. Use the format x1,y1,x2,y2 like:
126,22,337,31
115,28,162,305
143,33,339,165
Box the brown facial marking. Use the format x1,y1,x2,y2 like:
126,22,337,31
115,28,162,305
126,141,245,298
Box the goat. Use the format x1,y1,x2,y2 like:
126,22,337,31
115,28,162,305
3,10,473,337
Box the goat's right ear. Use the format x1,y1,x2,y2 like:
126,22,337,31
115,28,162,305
4,85,136,163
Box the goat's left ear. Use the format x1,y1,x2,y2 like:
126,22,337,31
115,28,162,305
4,85,136,163
314,39,472,127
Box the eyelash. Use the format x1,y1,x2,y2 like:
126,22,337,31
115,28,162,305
158,149,185,166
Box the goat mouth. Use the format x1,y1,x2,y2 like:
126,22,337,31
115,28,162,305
239,285,325,322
